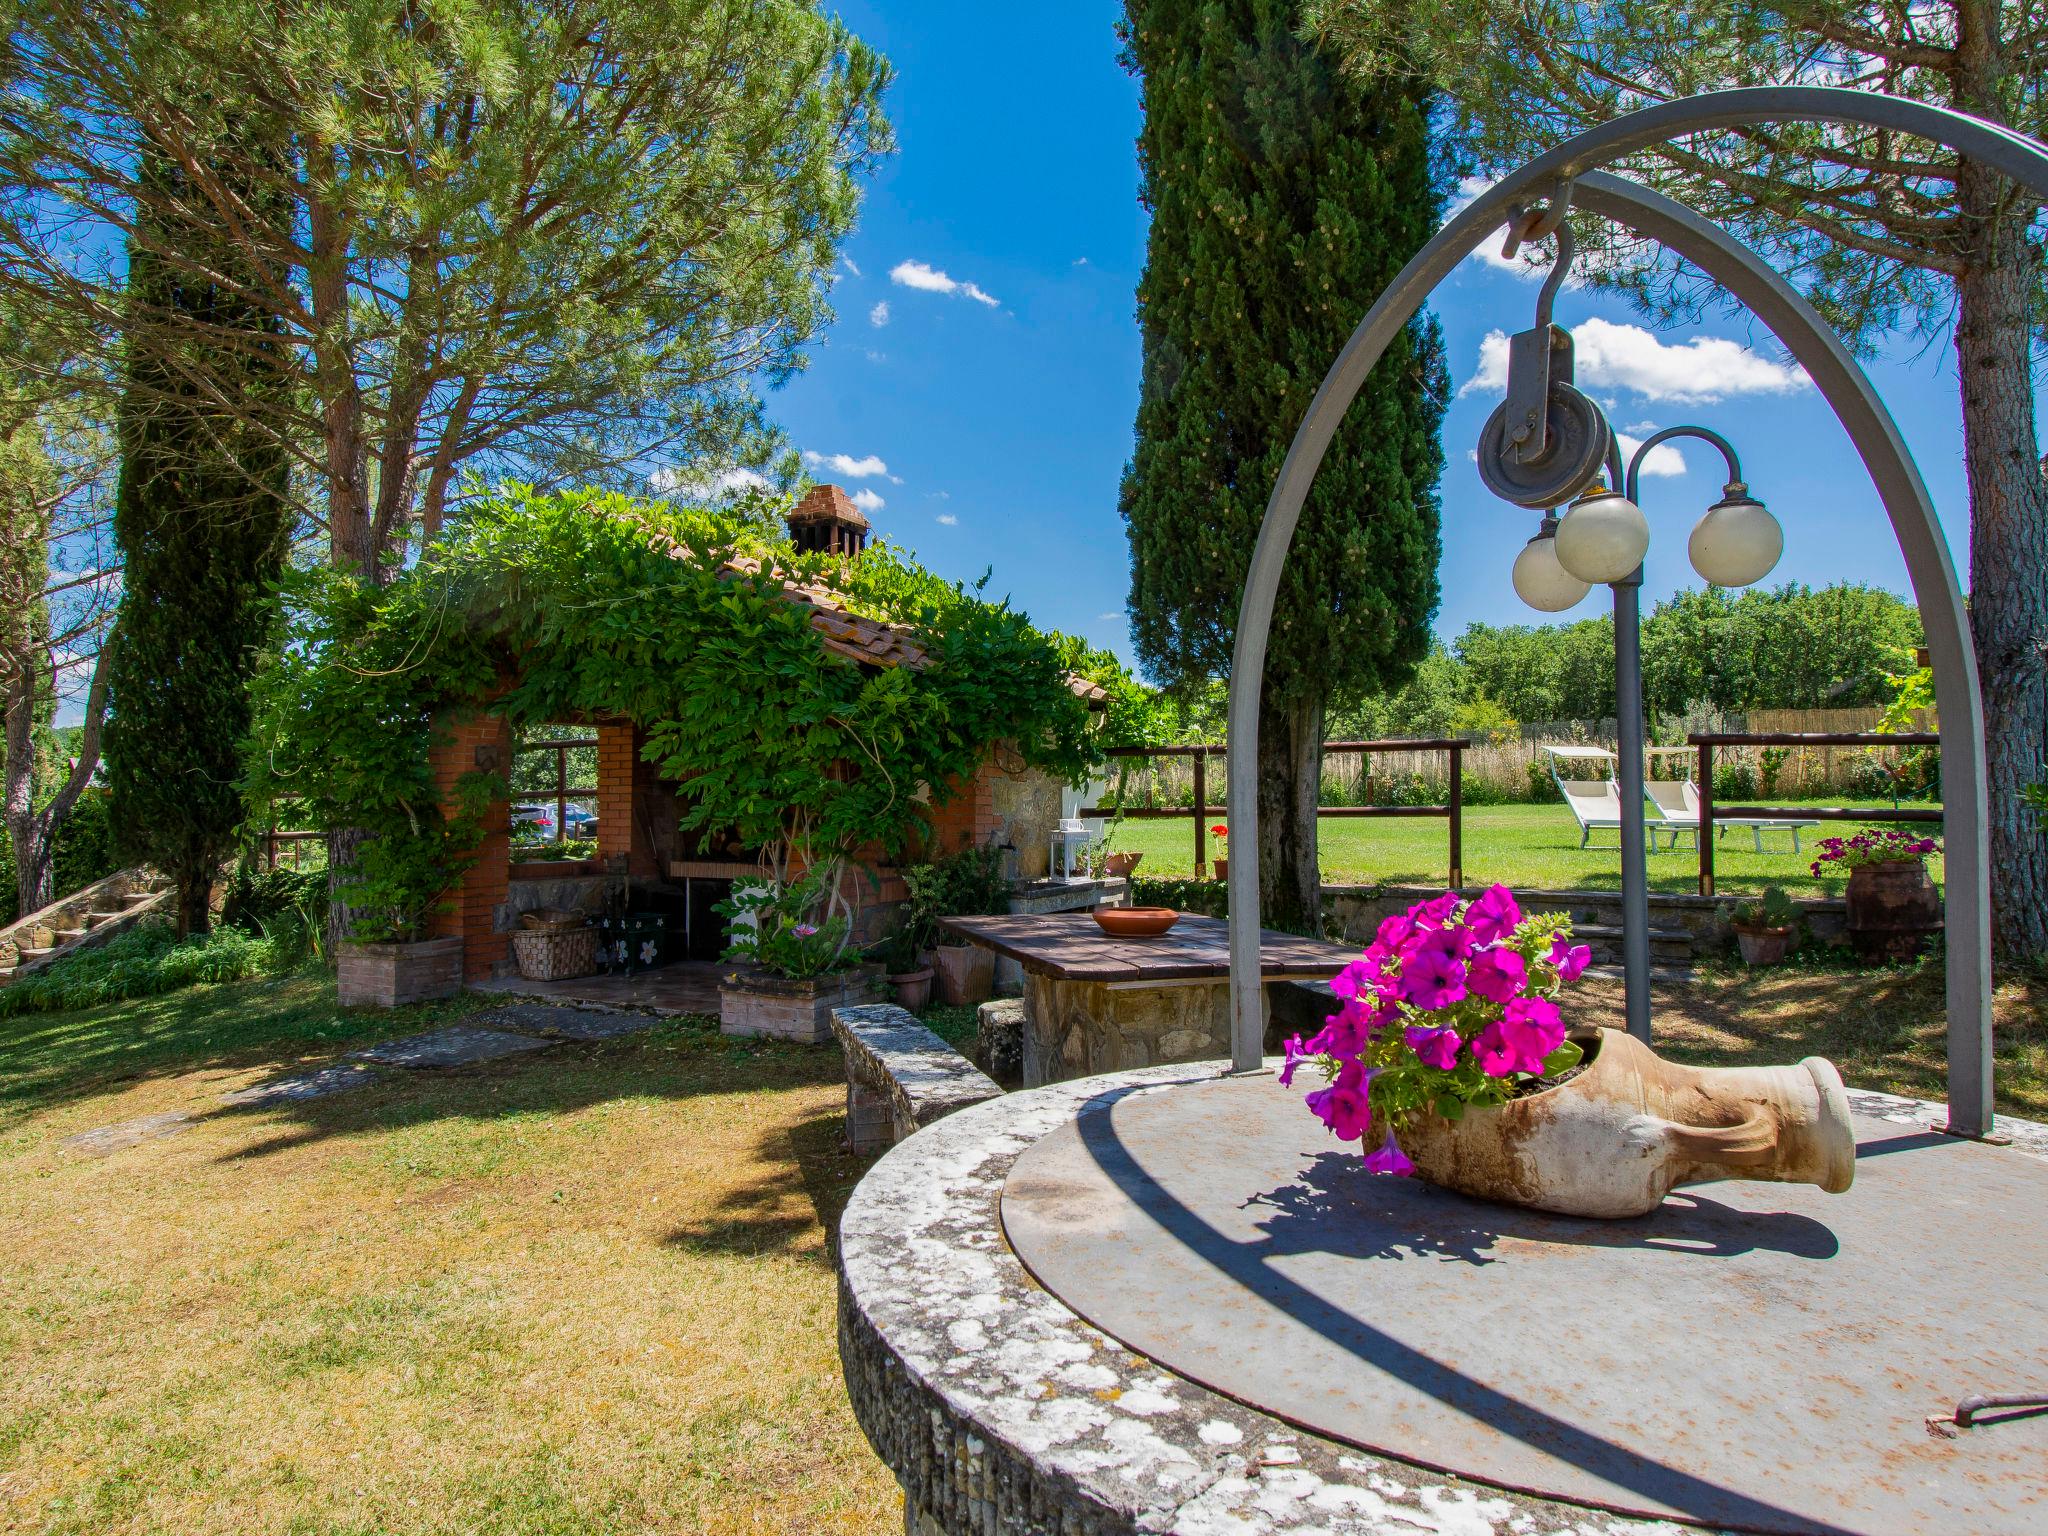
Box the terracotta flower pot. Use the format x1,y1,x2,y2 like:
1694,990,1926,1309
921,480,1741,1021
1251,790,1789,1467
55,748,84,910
889,966,934,1012
931,943,994,1007
1210,857,1228,882
1393,1028,1855,1219
1102,851,1143,878
1733,923,1794,966
1844,859,1942,962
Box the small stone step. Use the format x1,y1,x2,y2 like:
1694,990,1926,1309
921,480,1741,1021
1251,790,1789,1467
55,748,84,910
1571,922,1693,945
17,946,56,962
52,928,86,944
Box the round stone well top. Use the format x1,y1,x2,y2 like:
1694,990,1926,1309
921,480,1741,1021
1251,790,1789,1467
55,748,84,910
838,1062,2048,1536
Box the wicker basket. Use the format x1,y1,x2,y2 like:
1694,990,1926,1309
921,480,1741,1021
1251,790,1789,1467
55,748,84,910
511,924,600,981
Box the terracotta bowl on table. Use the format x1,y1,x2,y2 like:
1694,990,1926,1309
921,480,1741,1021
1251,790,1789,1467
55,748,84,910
1092,906,1181,939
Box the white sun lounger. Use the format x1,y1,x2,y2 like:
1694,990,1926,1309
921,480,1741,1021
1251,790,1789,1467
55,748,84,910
1541,744,1656,851
1646,775,1819,852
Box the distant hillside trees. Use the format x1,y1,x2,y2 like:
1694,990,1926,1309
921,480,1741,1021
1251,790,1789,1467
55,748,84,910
1333,583,1924,736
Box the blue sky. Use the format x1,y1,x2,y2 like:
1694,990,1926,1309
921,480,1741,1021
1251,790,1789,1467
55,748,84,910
726,3,1990,680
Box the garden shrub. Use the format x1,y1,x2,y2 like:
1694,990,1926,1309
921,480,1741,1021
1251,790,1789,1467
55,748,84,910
1712,758,1759,801
246,487,1111,943
1131,874,1227,918
0,921,287,1016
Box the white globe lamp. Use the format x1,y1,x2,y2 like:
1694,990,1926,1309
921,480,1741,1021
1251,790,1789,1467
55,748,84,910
1553,482,1651,585
1688,486,1783,588
1511,515,1593,612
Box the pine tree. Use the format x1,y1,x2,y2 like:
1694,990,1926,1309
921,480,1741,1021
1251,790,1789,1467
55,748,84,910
1120,0,1447,931
104,142,292,936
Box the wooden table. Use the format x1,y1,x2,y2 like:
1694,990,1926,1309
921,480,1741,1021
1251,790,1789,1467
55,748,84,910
939,912,1357,1086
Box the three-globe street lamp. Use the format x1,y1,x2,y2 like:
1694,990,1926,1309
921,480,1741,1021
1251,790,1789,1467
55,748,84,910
1476,217,1783,1038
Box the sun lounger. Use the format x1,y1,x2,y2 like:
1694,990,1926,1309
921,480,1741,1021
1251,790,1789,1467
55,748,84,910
1648,777,1818,852
1559,778,1631,848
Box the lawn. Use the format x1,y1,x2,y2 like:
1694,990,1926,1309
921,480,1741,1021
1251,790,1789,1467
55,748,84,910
0,974,897,1536
1104,799,1945,897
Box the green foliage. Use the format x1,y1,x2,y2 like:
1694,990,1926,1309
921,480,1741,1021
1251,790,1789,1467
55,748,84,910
1733,886,1800,931
0,789,120,929
1447,691,1517,746
1119,3,1447,711
247,486,1101,940
0,921,289,1017
903,842,1013,952
1129,873,1229,919
717,867,853,979
3,0,893,574
103,140,292,934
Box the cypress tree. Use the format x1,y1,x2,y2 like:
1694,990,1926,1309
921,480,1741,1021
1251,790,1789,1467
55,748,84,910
1120,1,1447,931
104,141,292,936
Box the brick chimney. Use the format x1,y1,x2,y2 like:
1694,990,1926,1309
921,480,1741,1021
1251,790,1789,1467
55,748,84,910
786,483,871,557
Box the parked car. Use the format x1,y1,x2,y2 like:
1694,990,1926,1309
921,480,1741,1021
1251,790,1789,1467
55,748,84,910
511,802,598,837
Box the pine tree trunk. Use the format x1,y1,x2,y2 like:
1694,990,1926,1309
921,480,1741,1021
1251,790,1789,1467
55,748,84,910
176,869,212,939
1953,6,2048,961
326,825,365,953
1256,694,1324,936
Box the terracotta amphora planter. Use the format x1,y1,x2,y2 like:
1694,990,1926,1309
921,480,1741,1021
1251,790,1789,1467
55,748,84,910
889,966,934,1012
931,943,994,1007
1102,851,1144,878
1393,1028,1855,1219
1845,859,1942,962
1734,923,1794,966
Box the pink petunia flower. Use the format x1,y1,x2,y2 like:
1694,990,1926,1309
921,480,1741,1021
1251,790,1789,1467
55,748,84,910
1471,1022,1518,1078
1465,945,1528,1004
1546,932,1592,982
1307,1002,1373,1060
1405,1023,1462,1071
1413,890,1462,930
1305,1058,1374,1142
1374,910,1420,954
1492,995,1567,1075
1278,1034,1313,1087
1362,1126,1415,1176
1465,883,1522,945
1400,938,1466,1010
1330,957,1386,1001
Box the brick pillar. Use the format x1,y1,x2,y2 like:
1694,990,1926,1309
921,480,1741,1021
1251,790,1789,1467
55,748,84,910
925,763,1000,856
428,707,513,981
595,721,657,877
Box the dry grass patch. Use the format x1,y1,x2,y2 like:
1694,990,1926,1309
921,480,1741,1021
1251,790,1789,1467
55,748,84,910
0,975,897,1535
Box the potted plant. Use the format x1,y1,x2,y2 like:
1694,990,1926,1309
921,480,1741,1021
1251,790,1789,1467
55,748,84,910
1730,886,1799,966
876,930,934,1011
1280,886,1854,1219
908,843,1010,1006
333,787,494,1007
1089,812,1142,879
1208,823,1228,881
717,867,881,1043
1811,829,1943,961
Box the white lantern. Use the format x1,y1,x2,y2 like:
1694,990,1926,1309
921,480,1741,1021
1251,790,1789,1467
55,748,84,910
1688,486,1783,588
1554,482,1651,585
1511,514,1593,612
1050,817,1092,882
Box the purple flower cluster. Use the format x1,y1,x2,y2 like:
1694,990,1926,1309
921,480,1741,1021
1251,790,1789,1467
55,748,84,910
1809,829,1939,877
1282,884,1592,1177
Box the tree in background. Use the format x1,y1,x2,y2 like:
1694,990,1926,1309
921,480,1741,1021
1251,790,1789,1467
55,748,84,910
0,303,122,918
103,144,292,937
1307,0,2047,955
3,0,890,582
1120,0,1447,930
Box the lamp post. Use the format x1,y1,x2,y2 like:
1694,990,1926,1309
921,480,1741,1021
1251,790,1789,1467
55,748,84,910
1507,415,1781,1039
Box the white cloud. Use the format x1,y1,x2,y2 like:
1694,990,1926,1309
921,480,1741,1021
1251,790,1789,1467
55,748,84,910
868,300,889,327
890,259,999,307
1073,256,1089,267
1614,431,1687,478
1461,318,1808,404
927,490,950,501
850,488,885,513
843,256,862,278
935,513,959,526
864,349,887,363
1096,611,1121,622
802,450,888,479
650,465,767,499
